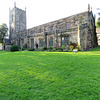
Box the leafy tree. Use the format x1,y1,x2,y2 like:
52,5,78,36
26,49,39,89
96,17,100,28
0,23,8,43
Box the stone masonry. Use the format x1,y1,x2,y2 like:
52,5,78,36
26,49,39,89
9,4,26,42
9,5,98,51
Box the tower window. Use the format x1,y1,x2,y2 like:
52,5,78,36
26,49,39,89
12,14,13,22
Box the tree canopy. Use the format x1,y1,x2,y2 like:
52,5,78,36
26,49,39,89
96,17,100,28
0,23,8,43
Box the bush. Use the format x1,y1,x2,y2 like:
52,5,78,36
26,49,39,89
22,44,27,51
48,47,53,51
69,45,74,51
76,45,81,51
57,49,63,52
41,47,47,51
56,47,63,51
56,47,63,52
52,49,56,52
62,45,65,50
35,49,41,51
68,50,73,52
63,49,69,52
10,44,19,52
68,42,78,51
28,48,35,51
70,42,77,49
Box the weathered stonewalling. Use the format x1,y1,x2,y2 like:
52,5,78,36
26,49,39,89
9,5,98,51
9,5,26,40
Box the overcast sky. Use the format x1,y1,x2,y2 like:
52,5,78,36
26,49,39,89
0,0,100,29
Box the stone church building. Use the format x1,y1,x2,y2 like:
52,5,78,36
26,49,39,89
8,4,98,51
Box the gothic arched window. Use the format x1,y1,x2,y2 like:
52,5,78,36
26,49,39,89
62,37,69,46
39,39,44,47
49,37,53,47
31,39,34,48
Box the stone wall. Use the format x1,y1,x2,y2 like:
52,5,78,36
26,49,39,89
15,7,26,33
9,7,98,51
9,6,26,41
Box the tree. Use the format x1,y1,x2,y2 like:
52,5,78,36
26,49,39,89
0,23,8,43
96,17,100,28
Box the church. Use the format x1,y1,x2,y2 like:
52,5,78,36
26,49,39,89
5,4,98,51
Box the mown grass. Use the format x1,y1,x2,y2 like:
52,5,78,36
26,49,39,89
0,47,100,100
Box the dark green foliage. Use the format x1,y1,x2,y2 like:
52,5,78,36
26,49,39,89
48,47,53,51
61,45,65,50
28,48,35,51
98,17,100,20
70,42,77,49
35,49,41,51
10,44,19,52
56,47,63,51
96,17,100,28
97,21,100,27
41,47,47,51
0,23,8,43
63,49,69,52
22,44,27,50
48,47,53,50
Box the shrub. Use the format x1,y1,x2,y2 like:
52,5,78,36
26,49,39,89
28,48,35,51
57,49,63,52
22,44,27,51
68,50,73,52
56,47,63,52
41,47,47,51
56,47,63,50
70,42,77,49
35,49,41,51
63,49,68,52
69,45,74,51
48,47,53,51
52,49,56,52
76,45,81,51
10,44,19,52
62,45,65,50
68,42,78,51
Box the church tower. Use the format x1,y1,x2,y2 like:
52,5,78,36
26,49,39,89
9,2,26,42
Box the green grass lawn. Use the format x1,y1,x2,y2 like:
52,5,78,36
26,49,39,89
0,47,100,100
